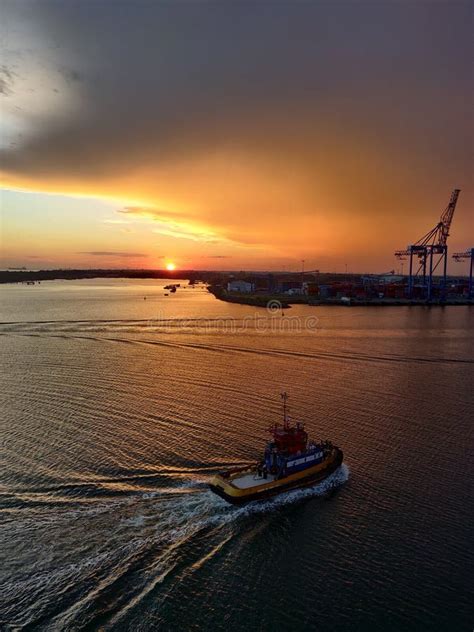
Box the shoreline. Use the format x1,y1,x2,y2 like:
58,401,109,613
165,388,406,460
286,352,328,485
1,272,471,306
209,287,473,308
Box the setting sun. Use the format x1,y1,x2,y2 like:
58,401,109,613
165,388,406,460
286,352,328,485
166,262,176,271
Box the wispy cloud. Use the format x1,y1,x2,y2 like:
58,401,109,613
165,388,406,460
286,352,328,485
151,225,217,242
120,206,185,219
103,218,131,225
78,251,148,257
120,206,220,243
0,65,16,96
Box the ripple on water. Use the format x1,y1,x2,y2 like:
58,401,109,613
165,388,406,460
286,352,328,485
1,299,473,631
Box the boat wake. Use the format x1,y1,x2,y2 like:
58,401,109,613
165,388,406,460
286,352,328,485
1,465,349,630
1,325,471,366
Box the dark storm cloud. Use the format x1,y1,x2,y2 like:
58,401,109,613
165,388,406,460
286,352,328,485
0,64,16,95
1,0,471,180
58,66,83,85
1,0,472,262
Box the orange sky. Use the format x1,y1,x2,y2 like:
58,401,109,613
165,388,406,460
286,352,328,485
0,1,472,272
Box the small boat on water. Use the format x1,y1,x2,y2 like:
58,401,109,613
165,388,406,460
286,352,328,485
209,393,343,505
164,284,179,292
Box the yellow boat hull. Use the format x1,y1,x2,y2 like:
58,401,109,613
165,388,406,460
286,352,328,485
209,447,343,505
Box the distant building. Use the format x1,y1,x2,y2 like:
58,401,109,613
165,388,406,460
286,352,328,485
227,280,254,293
278,280,302,293
378,274,404,284
303,282,319,296
361,274,404,285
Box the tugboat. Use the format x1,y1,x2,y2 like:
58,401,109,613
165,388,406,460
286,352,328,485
209,393,343,505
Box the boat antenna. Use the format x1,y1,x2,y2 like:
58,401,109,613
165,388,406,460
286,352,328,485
281,392,289,429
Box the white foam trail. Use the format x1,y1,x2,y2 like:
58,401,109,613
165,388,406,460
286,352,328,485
105,464,350,627
3,466,349,628
223,463,350,517
165,463,350,535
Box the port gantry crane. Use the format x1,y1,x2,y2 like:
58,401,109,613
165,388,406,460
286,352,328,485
395,189,461,301
452,248,474,298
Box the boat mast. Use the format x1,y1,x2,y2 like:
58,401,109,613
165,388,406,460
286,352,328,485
281,392,289,429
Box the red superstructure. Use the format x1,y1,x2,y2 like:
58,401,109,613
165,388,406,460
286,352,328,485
268,393,308,455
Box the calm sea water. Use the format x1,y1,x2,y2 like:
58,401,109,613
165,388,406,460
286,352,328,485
1,279,473,631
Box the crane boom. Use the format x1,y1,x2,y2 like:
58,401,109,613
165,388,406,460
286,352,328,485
453,248,473,262
439,188,460,247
